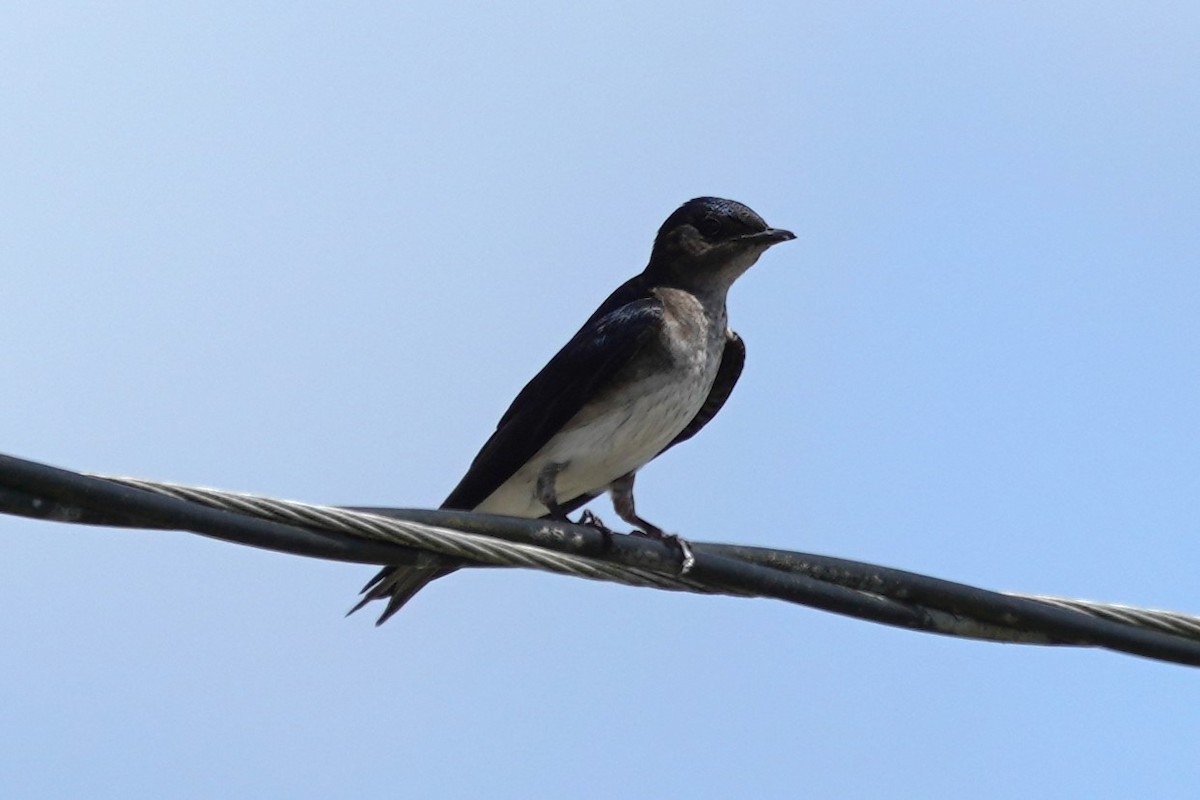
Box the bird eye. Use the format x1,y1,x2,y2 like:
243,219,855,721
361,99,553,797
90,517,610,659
697,215,723,239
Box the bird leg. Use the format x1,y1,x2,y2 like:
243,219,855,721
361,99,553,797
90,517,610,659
609,472,664,536
609,473,695,573
538,465,615,552
536,462,569,521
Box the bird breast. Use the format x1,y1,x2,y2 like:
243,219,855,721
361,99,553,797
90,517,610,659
475,289,728,518
548,288,726,488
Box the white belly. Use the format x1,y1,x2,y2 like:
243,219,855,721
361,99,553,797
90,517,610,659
474,347,719,518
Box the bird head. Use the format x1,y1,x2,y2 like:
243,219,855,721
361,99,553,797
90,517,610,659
645,197,795,295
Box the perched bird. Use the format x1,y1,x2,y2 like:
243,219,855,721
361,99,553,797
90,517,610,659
353,197,794,623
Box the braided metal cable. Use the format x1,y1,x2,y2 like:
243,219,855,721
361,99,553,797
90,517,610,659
101,476,730,595
1009,594,1200,641
100,475,1200,655
2,451,1199,667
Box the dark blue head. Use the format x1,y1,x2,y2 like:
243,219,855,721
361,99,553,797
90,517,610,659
646,197,794,292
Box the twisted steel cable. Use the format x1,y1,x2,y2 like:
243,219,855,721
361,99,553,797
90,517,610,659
2,452,1199,668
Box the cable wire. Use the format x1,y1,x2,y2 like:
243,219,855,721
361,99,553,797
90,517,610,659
1,452,1198,668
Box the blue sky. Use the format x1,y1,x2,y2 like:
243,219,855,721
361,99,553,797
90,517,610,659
2,3,1199,797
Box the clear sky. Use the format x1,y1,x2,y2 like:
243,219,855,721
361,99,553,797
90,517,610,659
2,3,1199,797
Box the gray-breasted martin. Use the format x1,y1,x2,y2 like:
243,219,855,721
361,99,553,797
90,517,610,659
353,197,794,623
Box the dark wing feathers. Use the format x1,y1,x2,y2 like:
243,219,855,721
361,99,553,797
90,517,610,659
441,276,664,511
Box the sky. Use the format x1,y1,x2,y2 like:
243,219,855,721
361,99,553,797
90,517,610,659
2,2,1199,797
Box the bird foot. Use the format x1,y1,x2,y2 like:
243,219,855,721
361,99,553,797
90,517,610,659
630,528,696,575
577,510,616,554
577,509,613,533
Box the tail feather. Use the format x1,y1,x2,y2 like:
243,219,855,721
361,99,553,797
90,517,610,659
350,496,595,623
348,561,459,625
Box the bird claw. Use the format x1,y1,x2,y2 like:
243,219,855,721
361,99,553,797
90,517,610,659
674,537,696,574
577,510,617,554
579,513,694,574
577,509,613,533
631,528,695,575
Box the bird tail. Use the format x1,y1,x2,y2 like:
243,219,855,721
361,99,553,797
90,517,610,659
347,560,459,625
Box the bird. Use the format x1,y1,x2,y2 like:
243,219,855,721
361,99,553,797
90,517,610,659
351,197,795,624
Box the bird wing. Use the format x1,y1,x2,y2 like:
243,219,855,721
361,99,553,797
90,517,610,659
661,328,745,453
441,276,664,511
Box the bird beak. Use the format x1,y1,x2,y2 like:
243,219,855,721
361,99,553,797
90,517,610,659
742,227,796,247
